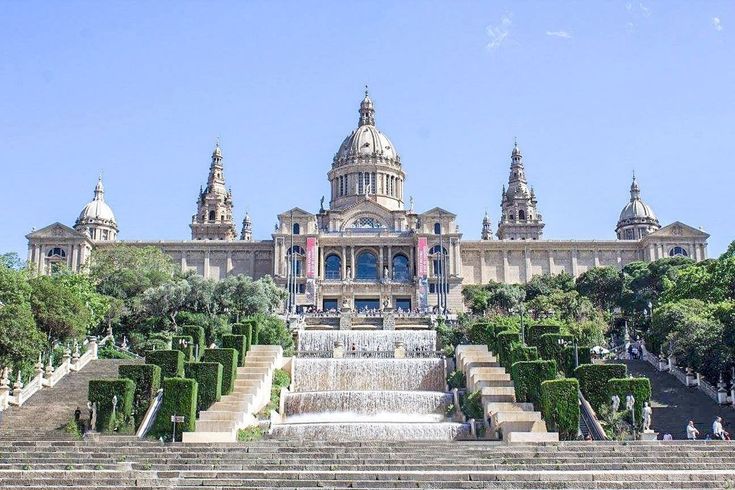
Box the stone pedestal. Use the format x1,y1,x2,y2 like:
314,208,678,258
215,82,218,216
382,308,395,330
394,341,406,359
339,309,352,330
639,430,659,441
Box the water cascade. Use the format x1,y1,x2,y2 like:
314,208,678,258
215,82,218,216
269,329,471,441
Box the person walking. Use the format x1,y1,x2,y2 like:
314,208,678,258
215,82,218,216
712,416,728,440
686,420,699,440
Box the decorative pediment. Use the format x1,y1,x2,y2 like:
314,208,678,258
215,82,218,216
420,207,456,218
646,221,710,239
25,222,87,240
277,207,315,219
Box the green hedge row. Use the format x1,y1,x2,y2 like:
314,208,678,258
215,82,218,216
181,325,206,361
118,364,161,429
468,321,497,352
152,377,198,441
146,350,185,378
88,378,135,433
496,331,520,368
231,322,254,353
509,344,539,366
171,335,194,362
510,360,557,409
202,348,238,395
575,363,627,414
184,362,223,413
222,334,248,367
607,377,652,430
526,325,561,348
541,378,580,441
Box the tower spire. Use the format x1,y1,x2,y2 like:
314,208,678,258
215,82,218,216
496,139,544,240
191,143,236,240
358,87,375,126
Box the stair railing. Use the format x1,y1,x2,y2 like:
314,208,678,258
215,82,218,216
579,390,607,440
136,388,164,438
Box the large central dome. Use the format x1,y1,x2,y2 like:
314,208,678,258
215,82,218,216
328,90,406,211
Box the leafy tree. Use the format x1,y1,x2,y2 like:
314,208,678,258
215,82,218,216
0,263,45,370
214,274,286,321
490,283,526,313
525,272,575,301
29,275,92,343
181,272,218,315
254,315,294,356
0,252,24,270
88,245,175,302
576,266,623,311
140,279,191,327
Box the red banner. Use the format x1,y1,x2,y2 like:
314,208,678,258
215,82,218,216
306,237,317,279
417,237,429,278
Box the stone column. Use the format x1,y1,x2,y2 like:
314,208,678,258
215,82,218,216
502,250,509,283
387,245,392,277
319,246,325,279
35,245,43,274
204,250,210,279
593,250,600,268
70,245,77,273
548,250,554,274
571,249,578,277
350,246,355,276
379,246,384,278
409,246,414,279
524,249,531,282
226,251,233,275
341,245,347,279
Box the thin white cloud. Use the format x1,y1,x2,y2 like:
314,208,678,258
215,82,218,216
713,17,723,31
486,14,512,50
639,3,651,17
546,30,572,39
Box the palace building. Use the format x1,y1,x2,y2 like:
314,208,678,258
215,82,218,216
26,91,710,313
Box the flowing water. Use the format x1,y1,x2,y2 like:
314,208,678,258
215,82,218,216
270,328,471,441
298,330,437,353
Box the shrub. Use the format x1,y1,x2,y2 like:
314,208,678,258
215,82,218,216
171,335,194,362
237,425,264,442
526,324,561,347
152,377,198,441
461,390,483,420
447,370,465,390
607,377,652,431
496,331,521,368
184,362,223,412
509,343,539,366
575,364,627,414
255,316,293,355
222,334,248,367
146,350,184,378
118,364,162,428
538,333,576,374
272,368,291,389
181,325,206,361
541,378,580,441
202,348,238,395
88,379,135,433
468,321,497,352
510,360,557,409
231,322,253,353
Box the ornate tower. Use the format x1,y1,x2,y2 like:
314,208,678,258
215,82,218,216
190,143,236,240
327,89,406,211
74,177,118,241
496,141,544,240
481,210,493,240
616,174,660,240
240,212,253,241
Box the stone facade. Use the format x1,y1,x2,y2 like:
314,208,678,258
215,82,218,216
26,91,710,313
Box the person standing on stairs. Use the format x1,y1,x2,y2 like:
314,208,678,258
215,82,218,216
686,421,699,440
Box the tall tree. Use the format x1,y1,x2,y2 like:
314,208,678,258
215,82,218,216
0,263,45,369
576,266,623,311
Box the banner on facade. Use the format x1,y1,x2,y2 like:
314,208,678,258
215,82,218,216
305,237,317,279
417,237,429,311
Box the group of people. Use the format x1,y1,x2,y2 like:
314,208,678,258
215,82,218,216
686,417,731,440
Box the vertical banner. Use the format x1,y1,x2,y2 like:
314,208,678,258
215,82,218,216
417,237,429,311
305,237,317,305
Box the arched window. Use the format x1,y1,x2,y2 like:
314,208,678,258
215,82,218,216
430,245,448,277
392,254,410,281
287,245,305,277
518,210,526,220
355,251,378,280
669,246,688,257
292,223,300,235
208,210,216,221
434,222,441,235
325,254,341,280
46,247,66,258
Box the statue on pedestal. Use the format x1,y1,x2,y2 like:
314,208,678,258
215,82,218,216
611,394,620,414
642,401,653,431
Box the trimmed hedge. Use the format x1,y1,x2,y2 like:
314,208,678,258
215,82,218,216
607,377,652,430
575,363,627,414
541,378,580,441
118,364,161,428
184,362,223,412
527,324,561,348
88,378,135,433
510,360,557,409
509,344,539,366
222,334,248,367
152,377,198,441
496,331,520,368
461,389,484,420
202,348,238,395
231,322,254,354
468,321,497,352
146,350,185,378
181,325,206,361
171,335,194,362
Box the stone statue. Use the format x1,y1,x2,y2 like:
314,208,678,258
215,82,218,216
642,401,652,431
319,196,325,212
90,402,97,432
625,394,635,412
611,394,620,414
409,196,414,211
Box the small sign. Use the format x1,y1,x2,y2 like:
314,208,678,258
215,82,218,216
170,415,185,423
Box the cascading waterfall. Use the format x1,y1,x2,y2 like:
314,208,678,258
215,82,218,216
270,328,471,441
298,330,437,353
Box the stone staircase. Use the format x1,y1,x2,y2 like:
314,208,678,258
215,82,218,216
0,437,733,488
456,345,558,443
0,359,140,440
182,345,283,443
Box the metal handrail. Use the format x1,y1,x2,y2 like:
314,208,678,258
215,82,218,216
579,390,607,440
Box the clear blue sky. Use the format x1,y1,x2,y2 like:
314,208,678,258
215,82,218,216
1,1,733,257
